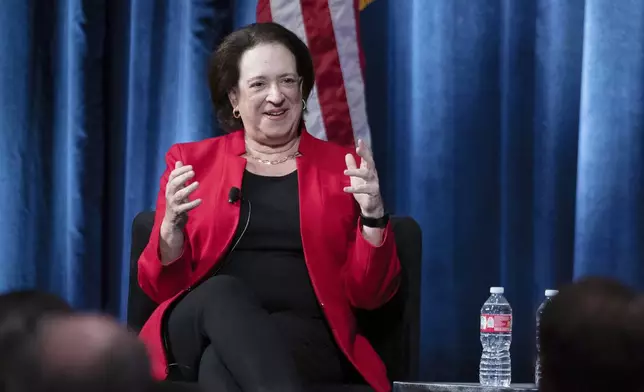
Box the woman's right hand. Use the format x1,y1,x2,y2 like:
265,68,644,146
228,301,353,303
159,162,201,264
162,162,202,230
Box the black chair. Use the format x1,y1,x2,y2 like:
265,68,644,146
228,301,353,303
128,211,421,391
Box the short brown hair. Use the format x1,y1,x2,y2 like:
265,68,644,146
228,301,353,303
208,22,315,131
539,277,644,392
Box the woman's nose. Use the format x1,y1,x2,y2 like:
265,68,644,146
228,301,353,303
266,83,285,104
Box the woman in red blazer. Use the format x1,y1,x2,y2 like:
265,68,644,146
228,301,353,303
138,22,401,392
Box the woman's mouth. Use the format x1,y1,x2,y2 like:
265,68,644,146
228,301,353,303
264,109,288,119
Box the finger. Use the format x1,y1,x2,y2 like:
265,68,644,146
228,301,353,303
171,170,195,188
343,168,370,180
168,165,193,182
174,181,199,202
345,153,358,171
343,183,379,195
175,198,202,213
175,161,183,170
356,139,374,165
166,170,195,196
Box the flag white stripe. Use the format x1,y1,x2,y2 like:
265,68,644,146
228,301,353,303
269,0,328,141
327,0,371,147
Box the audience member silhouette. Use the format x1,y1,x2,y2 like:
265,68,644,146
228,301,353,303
8,313,154,392
0,291,198,392
0,290,72,340
0,290,73,391
539,276,644,392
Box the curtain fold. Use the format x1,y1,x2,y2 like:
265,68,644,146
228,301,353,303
573,0,644,284
0,0,108,308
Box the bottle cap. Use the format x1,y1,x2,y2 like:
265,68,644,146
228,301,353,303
490,287,504,294
545,289,558,297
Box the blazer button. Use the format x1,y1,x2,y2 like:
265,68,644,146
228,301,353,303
320,302,325,308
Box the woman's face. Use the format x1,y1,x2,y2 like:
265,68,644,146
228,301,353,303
229,43,303,146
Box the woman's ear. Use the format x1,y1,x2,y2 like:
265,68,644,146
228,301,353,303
228,89,238,108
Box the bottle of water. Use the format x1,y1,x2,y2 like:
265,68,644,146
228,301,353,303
479,286,512,387
535,289,558,387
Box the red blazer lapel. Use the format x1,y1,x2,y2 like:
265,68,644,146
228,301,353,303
296,151,325,299
192,132,246,281
297,131,355,306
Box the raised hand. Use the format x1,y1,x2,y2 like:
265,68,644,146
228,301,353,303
163,161,202,229
343,139,385,218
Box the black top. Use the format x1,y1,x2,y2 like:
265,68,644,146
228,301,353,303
218,170,322,317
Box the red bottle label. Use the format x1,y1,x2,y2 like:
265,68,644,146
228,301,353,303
480,314,512,333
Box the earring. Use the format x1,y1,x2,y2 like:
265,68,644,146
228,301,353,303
232,107,241,119
302,99,307,111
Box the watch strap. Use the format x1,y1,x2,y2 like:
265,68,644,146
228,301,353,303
360,213,390,228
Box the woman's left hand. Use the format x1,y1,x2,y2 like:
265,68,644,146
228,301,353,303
343,139,385,218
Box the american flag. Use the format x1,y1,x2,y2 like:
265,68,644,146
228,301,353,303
257,0,372,149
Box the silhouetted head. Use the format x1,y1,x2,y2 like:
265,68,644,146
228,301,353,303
0,290,71,338
539,276,644,392
0,290,73,392
6,314,153,392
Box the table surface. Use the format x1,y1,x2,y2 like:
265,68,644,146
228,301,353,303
393,382,538,392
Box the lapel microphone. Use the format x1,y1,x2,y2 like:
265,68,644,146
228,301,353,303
228,187,241,203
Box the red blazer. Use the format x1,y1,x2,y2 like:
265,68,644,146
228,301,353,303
138,130,402,392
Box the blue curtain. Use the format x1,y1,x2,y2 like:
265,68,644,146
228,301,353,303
1,0,643,385
362,0,644,383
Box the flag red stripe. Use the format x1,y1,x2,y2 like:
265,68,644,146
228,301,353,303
256,0,272,22
300,0,355,147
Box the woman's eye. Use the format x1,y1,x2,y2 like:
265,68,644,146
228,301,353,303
250,82,264,88
282,78,296,84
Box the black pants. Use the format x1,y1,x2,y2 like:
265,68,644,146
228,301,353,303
165,276,358,391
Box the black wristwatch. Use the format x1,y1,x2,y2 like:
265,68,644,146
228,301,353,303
360,213,390,228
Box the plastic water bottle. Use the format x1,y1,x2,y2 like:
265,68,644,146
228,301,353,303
479,287,512,387
535,289,558,387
